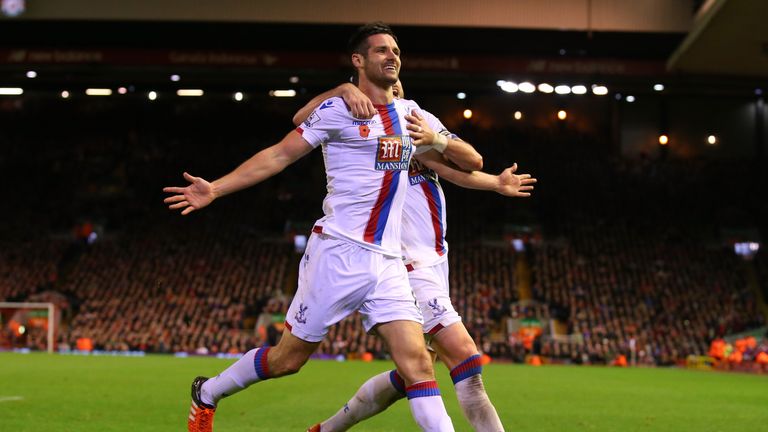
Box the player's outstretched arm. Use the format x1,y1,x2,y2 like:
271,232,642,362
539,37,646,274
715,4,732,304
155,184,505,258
293,83,375,126
163,131,314,215
405,111,483,171
415,150,536,197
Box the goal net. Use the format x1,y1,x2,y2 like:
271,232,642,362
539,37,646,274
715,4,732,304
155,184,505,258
0,302,56,353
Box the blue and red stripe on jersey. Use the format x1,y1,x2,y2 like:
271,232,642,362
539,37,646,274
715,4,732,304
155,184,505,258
363,171,400,245
364,103,405,245
419,180,446,256
254,347,272,380
450,354,483,384
405,380,441,399
377,103,402,136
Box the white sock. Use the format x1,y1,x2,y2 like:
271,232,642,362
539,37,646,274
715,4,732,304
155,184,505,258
406,381,455,432
200,347,271,406
454,374,504,431
320,370,405,431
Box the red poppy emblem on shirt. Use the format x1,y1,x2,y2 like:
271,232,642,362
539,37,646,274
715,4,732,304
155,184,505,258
359,125,370,138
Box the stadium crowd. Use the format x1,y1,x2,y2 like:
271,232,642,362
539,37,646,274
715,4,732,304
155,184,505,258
486,123,768,366
2,98,767,370
532,221,765,365
57,223,293,354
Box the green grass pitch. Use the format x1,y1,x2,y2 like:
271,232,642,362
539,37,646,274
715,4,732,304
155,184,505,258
1,352,766,431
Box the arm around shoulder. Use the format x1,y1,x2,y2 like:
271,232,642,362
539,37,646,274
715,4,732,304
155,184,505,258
415,150,495,191
415,150,535,197
293,83,374,126
441,137,483,171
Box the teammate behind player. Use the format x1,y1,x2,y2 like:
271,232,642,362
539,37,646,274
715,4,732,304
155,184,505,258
297,81,536,431
166,23,456,432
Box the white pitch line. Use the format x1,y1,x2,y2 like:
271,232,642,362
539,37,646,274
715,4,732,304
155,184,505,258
0,396,24,403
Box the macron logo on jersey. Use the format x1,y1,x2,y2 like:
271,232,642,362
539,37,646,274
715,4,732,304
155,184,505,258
319,100,334,110
375,135,412,171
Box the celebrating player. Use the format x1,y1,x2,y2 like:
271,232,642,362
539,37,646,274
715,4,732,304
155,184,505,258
296,81,536,431
166,23,457,432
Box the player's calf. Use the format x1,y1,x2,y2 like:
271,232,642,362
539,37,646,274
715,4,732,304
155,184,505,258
309,370,406,432
378,320,455,431
450,354,505,432
199,347,272,407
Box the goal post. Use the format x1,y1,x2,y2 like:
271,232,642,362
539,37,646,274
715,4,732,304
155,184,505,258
0,302,56,354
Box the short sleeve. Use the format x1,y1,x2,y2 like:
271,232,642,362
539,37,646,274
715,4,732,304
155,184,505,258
295,97,346,148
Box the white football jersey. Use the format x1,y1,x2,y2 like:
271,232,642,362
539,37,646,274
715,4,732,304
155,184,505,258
401,109,458,268
297,96,425,258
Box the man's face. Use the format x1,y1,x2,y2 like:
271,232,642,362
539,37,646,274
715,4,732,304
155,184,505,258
359,33,401,87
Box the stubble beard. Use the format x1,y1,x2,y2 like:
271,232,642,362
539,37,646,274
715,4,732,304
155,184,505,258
363,62,398,91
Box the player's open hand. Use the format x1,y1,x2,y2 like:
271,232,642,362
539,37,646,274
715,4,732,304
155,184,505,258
495,163,537,197
340,83,376,119
405,110,437,147
163,172,216,215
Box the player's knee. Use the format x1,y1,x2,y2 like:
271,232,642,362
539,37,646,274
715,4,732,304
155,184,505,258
445,348,481,372
458,343,480,361
410,344,433,366
399,350,435,383
415,356,435,379
434,327,480,368
444,332,478,356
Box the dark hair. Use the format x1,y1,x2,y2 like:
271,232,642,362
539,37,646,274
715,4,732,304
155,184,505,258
347,22,398,56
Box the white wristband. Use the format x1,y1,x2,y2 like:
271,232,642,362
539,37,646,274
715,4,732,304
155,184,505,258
432,133,448,153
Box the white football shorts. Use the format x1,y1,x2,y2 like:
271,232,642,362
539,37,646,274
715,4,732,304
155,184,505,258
285,231,423,342
408,260,462,336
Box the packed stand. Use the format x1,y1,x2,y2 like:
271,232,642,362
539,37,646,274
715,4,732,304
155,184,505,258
58,222,295,354
3,97,767,367
520,127,767,366
532,221,765,365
